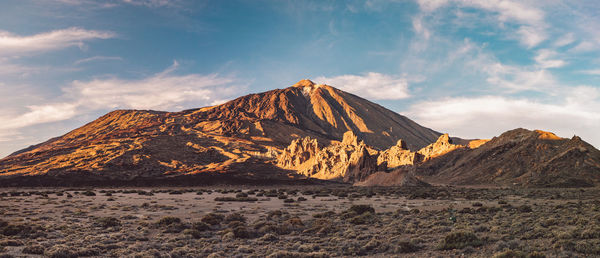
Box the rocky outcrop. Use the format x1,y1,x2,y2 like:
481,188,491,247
377,140,420,170
278,130,470,184
417,134,464,161
276,137,320,169
277,131,379,181
375,134,468,171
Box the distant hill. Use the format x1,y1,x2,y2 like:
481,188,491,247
416,129,600,187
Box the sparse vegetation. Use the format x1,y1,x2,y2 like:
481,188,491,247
1,187,599,256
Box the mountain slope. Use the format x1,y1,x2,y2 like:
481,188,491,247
416,129,600,187
0,80,442,185
185,79,441,150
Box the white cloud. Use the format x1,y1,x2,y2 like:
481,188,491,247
404,92,600,147
534,49,567,69
416,0,448,12
412,15,431,40
315,72,411,100
416,0,547,47
55,0,118,8
121,0,177,8
0,103,78,132
554,32,575,47
570,41,596,53
0,62,244,138
66,62,241,110
0,60,39,76
476,61,556,93
581,69,600,75
0,27,115,57
74,56,123,65
516,25,547,48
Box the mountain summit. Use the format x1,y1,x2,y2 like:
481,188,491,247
0,80,443,185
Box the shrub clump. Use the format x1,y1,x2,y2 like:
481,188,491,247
201,213,225,225
23,244,45,255
341,205,376,224
214,196,258,202
225,213,247,223
518,205,533,213
0,220,38,237
157,216,181,226
94,217,121,228
348,205,375,215
439,231,483,250
156,216,186,233
81,190,96,196
395,241,420,253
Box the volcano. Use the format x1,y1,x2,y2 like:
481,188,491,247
0,80,443,186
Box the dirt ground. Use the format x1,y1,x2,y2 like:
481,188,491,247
1,186,599,257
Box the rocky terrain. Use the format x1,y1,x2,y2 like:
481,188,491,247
0,80,444,186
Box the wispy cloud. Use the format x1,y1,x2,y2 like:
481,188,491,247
315,72,412,100
74,56,123,65
121,0,179,8
0,27,115,57
534,49,567,69
54,0,118,8
581,69,600,75
416,0,547,48
0,61,244,139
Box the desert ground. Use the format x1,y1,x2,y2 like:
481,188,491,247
1,186,600,257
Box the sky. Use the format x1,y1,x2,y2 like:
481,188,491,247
0,0,599,157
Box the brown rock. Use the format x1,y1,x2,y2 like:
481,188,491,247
417,134,464,161
342,131,360,146
377,140,420,170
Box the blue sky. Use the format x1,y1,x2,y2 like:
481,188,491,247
0,0,599,157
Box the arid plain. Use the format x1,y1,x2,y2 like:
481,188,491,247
2,186,600,257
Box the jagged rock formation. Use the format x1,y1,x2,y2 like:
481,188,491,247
417,128,600,187
277,131,469,185
0,80,444,186
277,131,379,182
417,134,464,161
377,140,419,170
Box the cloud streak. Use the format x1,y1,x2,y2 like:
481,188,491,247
74,56,123,65
0,27,115,56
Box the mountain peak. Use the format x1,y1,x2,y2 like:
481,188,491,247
292,79,316,88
